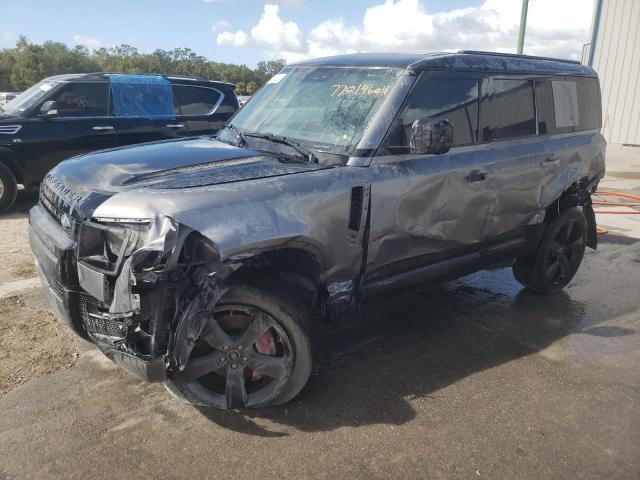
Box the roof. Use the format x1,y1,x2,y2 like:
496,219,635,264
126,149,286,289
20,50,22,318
42,72,235,86
291,51,597,77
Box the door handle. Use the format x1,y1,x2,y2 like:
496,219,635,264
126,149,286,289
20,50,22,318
466,170,488,183
166,123,185,129
92,125,114,131
540,158,560,167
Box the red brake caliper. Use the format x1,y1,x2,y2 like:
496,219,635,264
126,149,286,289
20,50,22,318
252,329,276,380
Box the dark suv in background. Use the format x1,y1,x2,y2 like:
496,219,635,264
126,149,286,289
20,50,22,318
0,73,239,211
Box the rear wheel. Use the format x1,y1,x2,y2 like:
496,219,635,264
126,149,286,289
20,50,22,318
165,281,312,409
513,207,587,294
0,162,17,213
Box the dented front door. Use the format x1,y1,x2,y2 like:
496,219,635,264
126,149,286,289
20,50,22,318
364,148,497,279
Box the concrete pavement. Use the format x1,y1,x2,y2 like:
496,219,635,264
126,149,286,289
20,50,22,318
1,237,639,479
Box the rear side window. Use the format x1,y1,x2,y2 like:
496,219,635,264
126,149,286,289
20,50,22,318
48,82,109,117
480,79,536,141
173,85,222,116
536,76,601,134
382,75,479,152
109,75,175,119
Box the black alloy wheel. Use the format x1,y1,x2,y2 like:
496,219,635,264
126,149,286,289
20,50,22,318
166,282,312,409
513,207,588,294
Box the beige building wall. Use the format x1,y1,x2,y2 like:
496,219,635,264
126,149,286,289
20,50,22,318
589,0,640,145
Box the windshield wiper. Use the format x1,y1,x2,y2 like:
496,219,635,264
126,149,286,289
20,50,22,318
243,132,319,164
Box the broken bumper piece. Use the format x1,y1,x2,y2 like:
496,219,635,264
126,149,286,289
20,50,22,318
29,204,180,383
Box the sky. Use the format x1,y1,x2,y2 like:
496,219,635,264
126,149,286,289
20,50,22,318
0,0,596,67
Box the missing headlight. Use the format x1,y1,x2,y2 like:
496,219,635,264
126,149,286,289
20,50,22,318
78,219,151,274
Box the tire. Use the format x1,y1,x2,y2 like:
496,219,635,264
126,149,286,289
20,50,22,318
165,280,312,409
513,207,588,294
0,162,17,213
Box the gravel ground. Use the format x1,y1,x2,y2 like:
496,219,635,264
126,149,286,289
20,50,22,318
0,192,37,286
0,191,78,396
0,292,78,395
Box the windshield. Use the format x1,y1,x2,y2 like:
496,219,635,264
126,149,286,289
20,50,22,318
2,80,58,116
226,66,402,156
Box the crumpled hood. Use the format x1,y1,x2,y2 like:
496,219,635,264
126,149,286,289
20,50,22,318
41,137,326,217
45,136,328,217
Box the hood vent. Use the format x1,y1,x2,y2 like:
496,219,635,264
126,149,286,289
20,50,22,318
122,156,266,185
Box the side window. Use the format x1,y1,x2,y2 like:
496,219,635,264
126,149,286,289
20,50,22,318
552,80,579,128
535,76,601,135
381,75,479,152
110,78,175,118
48,82,109,117
480,79,536,141
173,85,222,116
575,77,601,131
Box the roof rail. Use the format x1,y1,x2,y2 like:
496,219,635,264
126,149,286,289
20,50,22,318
165,75,209,81
458,50,581,65
97,72,210,81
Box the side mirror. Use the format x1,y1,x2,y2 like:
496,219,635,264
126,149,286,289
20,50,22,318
39,100,59,117
409,118,453,155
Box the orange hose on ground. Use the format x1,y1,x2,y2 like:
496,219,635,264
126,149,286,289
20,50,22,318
594,190,640,201
594,211,640,214
593,189,640,233
592,201,640,207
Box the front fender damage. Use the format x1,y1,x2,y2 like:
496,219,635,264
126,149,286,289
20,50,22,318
168,262,236,372
78,215,240,382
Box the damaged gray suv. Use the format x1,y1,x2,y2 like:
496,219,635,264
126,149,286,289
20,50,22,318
29,52,605,409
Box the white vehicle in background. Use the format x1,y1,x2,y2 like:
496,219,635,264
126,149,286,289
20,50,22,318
0,92,20,107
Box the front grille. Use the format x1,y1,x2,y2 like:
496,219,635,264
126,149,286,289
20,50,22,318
80,294,134,337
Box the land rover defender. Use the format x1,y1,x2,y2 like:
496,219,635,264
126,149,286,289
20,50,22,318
29,52,604,409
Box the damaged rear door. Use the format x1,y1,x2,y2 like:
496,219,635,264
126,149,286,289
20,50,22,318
475,77,559,234
363,73,497,289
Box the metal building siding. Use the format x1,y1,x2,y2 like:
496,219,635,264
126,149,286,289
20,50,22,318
591,0,640,145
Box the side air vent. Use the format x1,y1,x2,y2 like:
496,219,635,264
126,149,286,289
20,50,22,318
0,125,22,135
349,186,364,231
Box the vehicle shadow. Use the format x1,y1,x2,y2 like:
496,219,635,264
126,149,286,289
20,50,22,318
197,267,635,436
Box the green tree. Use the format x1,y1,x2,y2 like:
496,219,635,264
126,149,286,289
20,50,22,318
246,81,258,95
235,81,246,95
0,37,278,92
256,59,286,79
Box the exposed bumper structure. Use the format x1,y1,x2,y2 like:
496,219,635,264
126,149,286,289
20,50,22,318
29,204,174,382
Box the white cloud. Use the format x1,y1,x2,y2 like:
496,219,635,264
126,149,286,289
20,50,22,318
73,34,101,50
217,4,306,53
217,30,249,47
217,0,595,62
250,4,306,52
211,20,231,32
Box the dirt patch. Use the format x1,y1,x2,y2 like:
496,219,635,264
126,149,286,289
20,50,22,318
0,294,79,396
0,212,36,285
10,261,37,280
